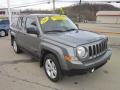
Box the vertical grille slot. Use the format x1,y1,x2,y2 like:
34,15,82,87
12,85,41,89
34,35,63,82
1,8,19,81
89,46,92,57
96,44,99,54
93,45,96,55
99,43,101,52
101,42,103,52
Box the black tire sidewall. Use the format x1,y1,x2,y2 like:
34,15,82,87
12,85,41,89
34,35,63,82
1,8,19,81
12,39,22,53
43,54,63,82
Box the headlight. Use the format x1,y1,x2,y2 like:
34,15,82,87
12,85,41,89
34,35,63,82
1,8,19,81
77,46,87,58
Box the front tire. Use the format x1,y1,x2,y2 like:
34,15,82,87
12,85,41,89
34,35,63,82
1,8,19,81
12,39,22,53
44,54,63,82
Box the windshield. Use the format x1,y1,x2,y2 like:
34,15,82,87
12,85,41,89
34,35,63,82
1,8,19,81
0,20,9,24
39,15,78,33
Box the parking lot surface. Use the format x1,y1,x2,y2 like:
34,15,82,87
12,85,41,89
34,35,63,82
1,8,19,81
0,24,120,90
79,23,120,34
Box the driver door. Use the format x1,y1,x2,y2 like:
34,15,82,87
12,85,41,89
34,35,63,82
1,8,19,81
24,17,40,56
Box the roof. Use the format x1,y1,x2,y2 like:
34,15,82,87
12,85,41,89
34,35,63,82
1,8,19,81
30,14,59,16
96,11,120,16
17,14,60,17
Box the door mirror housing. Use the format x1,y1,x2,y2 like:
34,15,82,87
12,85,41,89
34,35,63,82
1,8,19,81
26,27,39,35
31,22,37,26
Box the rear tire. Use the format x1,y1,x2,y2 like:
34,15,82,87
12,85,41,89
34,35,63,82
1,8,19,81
5,32,8,36
43,54,63,82
12,39,22,53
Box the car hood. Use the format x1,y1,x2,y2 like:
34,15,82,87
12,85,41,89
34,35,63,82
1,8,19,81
44,30,106,47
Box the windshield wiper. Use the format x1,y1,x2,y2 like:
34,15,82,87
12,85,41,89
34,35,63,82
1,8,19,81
44,30,65,33
44,29,78,33
66,28,78,32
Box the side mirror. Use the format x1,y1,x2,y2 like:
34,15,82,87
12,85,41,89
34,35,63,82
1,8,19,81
26,27,39,35
31,22,37,26
75,23,79,29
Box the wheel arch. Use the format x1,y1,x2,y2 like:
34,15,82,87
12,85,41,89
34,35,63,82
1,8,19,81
39,42,69,71
40,48,61,67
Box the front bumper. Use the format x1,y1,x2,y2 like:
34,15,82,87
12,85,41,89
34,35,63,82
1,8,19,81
63,48,112,76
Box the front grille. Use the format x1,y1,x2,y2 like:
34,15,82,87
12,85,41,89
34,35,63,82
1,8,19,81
88,39,107,59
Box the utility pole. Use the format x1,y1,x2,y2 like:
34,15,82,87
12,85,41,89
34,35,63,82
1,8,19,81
53,0,55,13
7,0,11,26
79,0,81,22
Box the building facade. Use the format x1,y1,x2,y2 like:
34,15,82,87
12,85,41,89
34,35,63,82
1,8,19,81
96,11,120,24
0,8,20,21
0,8,8,20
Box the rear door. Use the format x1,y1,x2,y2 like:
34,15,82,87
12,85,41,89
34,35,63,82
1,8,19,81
23,16,40,56
15,16,27,47
10,16,26,47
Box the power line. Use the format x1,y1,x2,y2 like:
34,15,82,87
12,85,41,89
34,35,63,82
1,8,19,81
56,0,120,3
11,0,49,6
11,1,50,8
10,0,120,8
10,0,120,9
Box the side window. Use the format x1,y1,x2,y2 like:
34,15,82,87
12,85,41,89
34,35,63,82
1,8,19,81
11,17,18,28
21,17,26,29
17,17,22,30
25,17,38,32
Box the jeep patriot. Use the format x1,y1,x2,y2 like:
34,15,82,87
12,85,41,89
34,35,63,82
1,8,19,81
10,14,112,82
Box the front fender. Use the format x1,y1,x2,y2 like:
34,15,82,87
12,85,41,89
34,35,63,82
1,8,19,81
40,42,70,70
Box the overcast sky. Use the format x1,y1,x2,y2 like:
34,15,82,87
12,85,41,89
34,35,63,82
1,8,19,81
0,0,120,10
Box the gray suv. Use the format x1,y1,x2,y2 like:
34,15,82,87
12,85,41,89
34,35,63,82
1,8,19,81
10,14,112,82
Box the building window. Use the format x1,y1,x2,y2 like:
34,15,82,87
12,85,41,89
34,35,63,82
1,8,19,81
0,11,5,15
